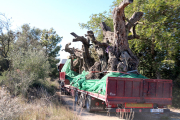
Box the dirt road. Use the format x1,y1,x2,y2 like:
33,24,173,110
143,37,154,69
59,93,180,120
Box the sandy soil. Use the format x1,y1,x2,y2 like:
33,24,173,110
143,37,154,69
58,92,180,120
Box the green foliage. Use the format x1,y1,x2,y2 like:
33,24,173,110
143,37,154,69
1,49,50,96
0,14,15,72
124,0,180,79
172,86,180,108
40,28,62,77
0,23,62,96
15,24,42,50
28,79,57,97
14,25,62,78
80,0,180,80
79,11,113,42
40,28,62,56
0,30,15,72
79,11,113,61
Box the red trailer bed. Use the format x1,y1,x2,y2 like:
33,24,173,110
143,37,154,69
106,77,172,106
63,76,172,106
60,71,172,113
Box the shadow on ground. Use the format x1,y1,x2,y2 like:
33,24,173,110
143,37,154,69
60,93,180,120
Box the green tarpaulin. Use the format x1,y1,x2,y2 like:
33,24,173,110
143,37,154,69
62,59,148,95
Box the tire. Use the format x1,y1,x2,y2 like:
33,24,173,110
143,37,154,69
79,96,86,108
86,95,92,112
64,89,67,95
64,89,69,95
60,81,64,94
74,91,79,104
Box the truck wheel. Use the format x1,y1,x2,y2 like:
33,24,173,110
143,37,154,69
86,96,92,112
65,89,68,95
74,92,79,104
60,81,64,94
79,96,86,108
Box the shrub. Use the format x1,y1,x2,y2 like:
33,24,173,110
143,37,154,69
1,48,50,96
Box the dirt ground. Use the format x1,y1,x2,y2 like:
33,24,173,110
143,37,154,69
59,93,180,120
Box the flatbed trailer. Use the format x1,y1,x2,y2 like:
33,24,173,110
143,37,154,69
59,71,172,114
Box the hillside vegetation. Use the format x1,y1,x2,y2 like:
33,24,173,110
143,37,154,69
0,14,79,119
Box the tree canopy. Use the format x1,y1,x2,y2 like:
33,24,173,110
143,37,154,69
79,0,180,81
0,20,62,95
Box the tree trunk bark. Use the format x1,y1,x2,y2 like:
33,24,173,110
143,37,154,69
111,0,140,71
65,0,143,73
86,31,109,71
71,32,95,70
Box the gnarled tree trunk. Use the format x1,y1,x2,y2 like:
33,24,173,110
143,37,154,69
86,31,109,72
64,0,143,73
109,0,143,71
70,32,95,71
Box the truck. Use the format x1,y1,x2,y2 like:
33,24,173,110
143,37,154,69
58,59,172,115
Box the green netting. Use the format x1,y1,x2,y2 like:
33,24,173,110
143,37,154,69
61,59,78,80
61,59,148,95
61,59,71,73
70,70,89,89
68,72,148,95
65,75,74,82
66,70,78,78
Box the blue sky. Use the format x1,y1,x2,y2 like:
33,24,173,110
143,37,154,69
0,0,114,59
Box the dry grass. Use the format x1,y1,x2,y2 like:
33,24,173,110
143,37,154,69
0,86,25,120
17,102,79,120
0,86,80,120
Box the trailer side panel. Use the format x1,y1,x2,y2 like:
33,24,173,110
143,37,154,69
106,77,172,105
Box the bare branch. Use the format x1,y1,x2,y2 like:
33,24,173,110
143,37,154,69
100,22,111,32
126,12,143,31
118,0,133,10
64,42,83,58
99,22,114,44
86,31,109,48
71,32,89,45
70,32,78,38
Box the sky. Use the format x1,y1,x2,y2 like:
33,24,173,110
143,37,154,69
0,0,114,60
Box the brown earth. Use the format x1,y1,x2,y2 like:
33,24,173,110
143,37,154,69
58,92,180,120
